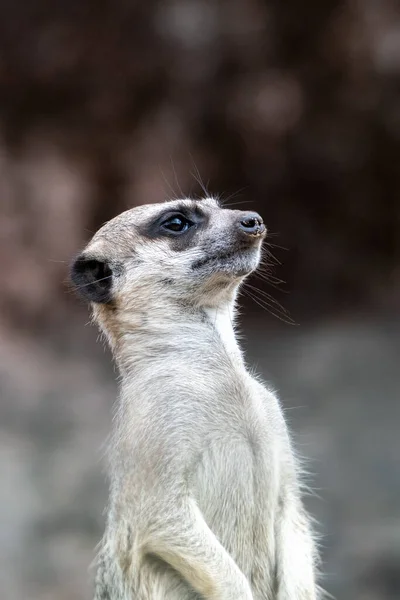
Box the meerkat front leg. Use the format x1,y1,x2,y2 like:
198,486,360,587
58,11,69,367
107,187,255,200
145,497,254,600
275,492,318,600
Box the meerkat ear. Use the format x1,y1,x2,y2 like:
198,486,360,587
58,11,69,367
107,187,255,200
70,255,113,304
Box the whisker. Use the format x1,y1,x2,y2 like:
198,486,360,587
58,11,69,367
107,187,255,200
255,268,286,286
260,248,282,266
220,199,255,208
245,282,291,315
255,263,286,282
244,291,296,326
170,156,185,198
260,255,281,268
265,240,288,251
252,272,288,293
189,154,210,198
241,286,296,325
218,187,250,207
160,168,180,201
72,274,113,291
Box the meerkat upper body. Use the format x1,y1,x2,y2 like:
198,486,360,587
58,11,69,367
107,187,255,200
71,198,318,600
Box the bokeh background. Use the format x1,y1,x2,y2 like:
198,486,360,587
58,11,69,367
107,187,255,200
1,1,400,599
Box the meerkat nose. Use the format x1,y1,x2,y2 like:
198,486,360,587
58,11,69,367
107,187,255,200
238,212,266,237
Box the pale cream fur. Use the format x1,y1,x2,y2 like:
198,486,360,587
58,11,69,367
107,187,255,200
71,197,319,599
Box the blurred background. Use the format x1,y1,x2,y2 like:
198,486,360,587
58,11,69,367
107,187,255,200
0,1,399,599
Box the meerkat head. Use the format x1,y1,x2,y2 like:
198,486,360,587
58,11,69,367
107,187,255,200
71,197,266,337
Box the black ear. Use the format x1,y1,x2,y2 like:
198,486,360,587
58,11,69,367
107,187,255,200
70,255,113,304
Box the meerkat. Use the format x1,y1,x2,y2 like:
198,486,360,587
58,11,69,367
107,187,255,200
70,197,319,600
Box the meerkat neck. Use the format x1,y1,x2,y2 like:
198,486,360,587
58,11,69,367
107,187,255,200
203,303,243,363
108,297,244,375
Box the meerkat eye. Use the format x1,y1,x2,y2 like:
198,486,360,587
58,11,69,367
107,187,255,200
161,214,193,234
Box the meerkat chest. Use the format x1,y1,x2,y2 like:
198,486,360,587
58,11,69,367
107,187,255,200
191,375,281,577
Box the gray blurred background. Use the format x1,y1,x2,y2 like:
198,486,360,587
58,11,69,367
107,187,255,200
0,1,399,599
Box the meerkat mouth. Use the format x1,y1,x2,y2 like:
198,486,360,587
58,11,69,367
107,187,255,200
191,246,259,270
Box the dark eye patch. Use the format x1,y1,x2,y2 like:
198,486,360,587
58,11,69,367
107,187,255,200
139,203,208,251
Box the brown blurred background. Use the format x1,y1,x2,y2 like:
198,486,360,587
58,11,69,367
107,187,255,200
0,1,399,599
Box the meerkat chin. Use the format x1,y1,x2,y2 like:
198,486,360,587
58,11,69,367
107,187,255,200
71,197,319,600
